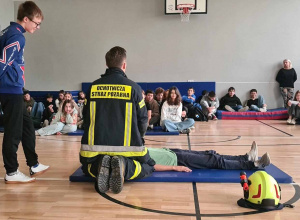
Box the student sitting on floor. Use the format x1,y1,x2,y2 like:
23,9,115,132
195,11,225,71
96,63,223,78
182,87,202,112
219,87,248,112
24,91,45,127
150,141,270,171
145,90,160,129
36,100,77,136
154,87,164,110
55,90,65,109
142,90,152,128
77,91,86,129
245,89,267,112
41,93,57,127
160,86,195,134
287,90,300,125
200,91,219,120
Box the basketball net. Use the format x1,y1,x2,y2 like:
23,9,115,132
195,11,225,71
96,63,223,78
177,4,195,22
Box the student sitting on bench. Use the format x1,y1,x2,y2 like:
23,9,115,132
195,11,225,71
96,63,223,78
149,141,270,171
245,89,267,112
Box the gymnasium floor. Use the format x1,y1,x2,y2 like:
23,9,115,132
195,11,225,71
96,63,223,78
0,119,299,220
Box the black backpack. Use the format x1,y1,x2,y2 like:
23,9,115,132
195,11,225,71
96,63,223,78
189,106,208,122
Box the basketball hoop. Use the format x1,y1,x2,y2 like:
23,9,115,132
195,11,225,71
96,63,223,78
177,4,195,22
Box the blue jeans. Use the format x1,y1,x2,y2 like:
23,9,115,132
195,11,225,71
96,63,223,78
249,95,266,111
163,118,195,132
170,149,255,170
30,102,45,119
231,105,243,111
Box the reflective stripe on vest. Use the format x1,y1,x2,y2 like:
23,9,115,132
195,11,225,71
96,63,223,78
124,102,132,146
80,145,148,158
88,101,96,145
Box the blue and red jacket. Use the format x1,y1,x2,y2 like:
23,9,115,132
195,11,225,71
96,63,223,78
0,22,26,94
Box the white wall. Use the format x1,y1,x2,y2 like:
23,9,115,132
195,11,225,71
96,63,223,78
0,0,14,32
12,0,300,108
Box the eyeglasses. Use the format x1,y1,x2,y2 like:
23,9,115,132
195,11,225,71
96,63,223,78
29,18,41,28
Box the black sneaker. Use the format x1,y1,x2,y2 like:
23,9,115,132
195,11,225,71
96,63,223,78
109,156,125,194
96,155,111,193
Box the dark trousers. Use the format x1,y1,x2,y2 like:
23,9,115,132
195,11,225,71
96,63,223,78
85,155,155,180
170,149,255,170
0,94,38,173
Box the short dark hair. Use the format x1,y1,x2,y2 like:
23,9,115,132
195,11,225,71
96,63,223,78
188,87,195,92
155,87,164,95
17,1,44,21
208,91,216,98
145,90,154,95
46,93,53,98
202,90,208,96
23,90,30,95
105,46,127,68
59,90,65,95
228,87,235,92
250,89,257,93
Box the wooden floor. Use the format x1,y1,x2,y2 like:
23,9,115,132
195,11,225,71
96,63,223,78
0,120,300,220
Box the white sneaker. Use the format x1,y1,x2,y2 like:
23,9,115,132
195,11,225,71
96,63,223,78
290,118,296,125
248,141,258,162
30,163,50,177
225,105,235,112
287,118,292,124
238,106,249,112
259,108,267,112
5,170,36,184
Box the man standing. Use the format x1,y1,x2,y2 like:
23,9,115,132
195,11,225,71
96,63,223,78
0,1,49,183
80,46,155,194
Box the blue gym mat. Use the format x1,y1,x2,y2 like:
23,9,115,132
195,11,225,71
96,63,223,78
69,163,293,183
68,127,179,136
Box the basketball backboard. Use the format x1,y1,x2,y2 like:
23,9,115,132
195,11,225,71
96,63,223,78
165,0,207,14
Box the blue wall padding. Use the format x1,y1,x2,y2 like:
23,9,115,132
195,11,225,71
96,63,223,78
69,163,292,183
68,127,179,136
82,82,215,100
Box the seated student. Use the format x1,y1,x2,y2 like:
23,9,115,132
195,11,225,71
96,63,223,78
200,91,219,120
23,91,36,114
36,100,77,136
246,89,267,112
160,86,195,133
142,90,152,128
59,92,80,113
219,87,248,112
149,141,270,171
287,90,300,125
24,91,44,127
196,90,208,103
182,87,197,107
145,90,160,128
155,87,164,111
55,90,65,109
41,93,57,127
77,91,86,128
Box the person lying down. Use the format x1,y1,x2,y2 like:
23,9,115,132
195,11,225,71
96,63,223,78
149,141,270,172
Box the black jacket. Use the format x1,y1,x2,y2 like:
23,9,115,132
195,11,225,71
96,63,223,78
219,94,242,110
81,68,148,147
